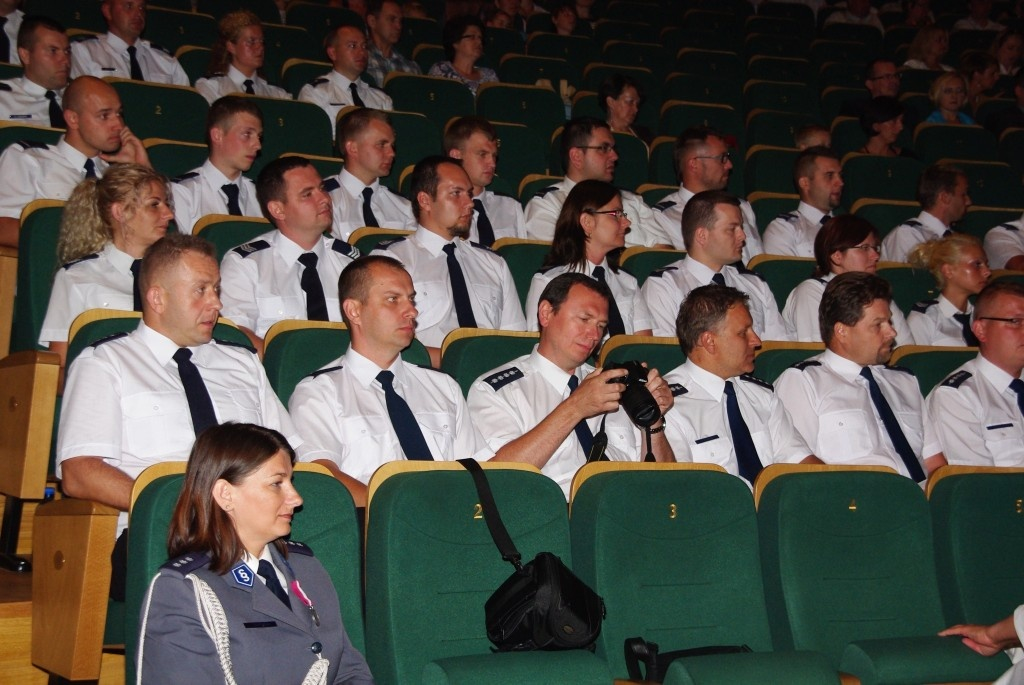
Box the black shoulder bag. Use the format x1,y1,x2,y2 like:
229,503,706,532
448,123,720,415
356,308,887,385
457,458,605,652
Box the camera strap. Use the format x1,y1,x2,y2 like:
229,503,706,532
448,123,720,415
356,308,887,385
587,416,657,462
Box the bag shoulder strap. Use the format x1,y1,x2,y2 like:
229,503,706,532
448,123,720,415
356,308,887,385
457,458,523,570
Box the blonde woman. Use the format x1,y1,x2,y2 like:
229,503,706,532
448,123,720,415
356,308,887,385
908,233,991,345
925,71,977,124
195,10,289,105
904,25,954,70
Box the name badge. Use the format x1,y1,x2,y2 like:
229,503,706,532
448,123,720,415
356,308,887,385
231,563,254,587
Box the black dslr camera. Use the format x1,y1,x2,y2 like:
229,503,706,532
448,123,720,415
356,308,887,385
604,361,661,428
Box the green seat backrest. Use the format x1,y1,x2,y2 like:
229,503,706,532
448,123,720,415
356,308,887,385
518,175,561,204
841,154,926,209
890,346,977,395
664,72,742,111
599,336,685,372
248,97,334,177
383,74,474,134
441,330,540,396
750,256,816,310
571,469,774,677
109,80,209,144
602,41,669,82
492,240,551,308
748,193,799,231
819,23,882,54
675,49,744,84
743,81,819,118
381,110,441,191
499,54,581,94
395,15,441,58
753,344,824,384
929,471,1024,626
491,122,547,193
746,110,815,150
611,132,649,192
620,248,685,286
281,58,332,98
915,124,999,165
877,264,938,315
851,199,919,239
194,216,272,262
958,206,1024,242
476,83,567,146
145,139,209,179
142,8,216,55
757,469,945,665
746,146,799,195
169,44,209,81
483,27,524,71
820,86,863,123
262,23,317,85
410,44,445,74
659,100,744,148
948,161,1024,210
286,1,363,46
26,0,107,33
11,201,63,352
1000,127,1024,177
648,136,677,186
526,32,596,71
365,467,571,685
745,32,809,60
748,56,812,84
0,122,62,154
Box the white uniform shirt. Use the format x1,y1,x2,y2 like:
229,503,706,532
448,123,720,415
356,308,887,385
881,210,949,262
641,256,792,339
194,65,290,104
908,294,974,346
523,258,652,333
324,168,414,240
470,188,526,243
0,136,108,218
371,226,526,347
70,33,189,86
0,10,23,64
170,160,262,233
219,229,359,337
822,8,885,32
651,185,764,263
783,273,913,345
662,360,809,483
39,242,136,345
926,355,1024,467
524,177,673,247
952,16,1005,31
288,347,491,483
983,216,1024,270
763,201,832,258
57,321,301,534
467,347,650,497
0,76,63,127
774,349,939,477
297,70,393,126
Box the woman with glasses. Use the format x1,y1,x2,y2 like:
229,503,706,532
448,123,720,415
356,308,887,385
523,179,652,335
783,215,913,344
428,15,498,96
859,96,917,157
599,73,652,147
907,233,991,345
925,71,977,123
195,11,289,105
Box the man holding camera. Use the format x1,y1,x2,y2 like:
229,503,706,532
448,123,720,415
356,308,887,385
662,284,818,486
468,273,676,498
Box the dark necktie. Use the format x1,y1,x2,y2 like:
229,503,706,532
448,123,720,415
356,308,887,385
83,158,96,179
45,90,64,128
592,266,624,336
172,348,218,436
473,198,495,247
819,214,830,226
860,367,925,482
361,186,379,227
443,242,477,328
943,229,954,237
953,312,979,346
297,252,329,321
243,78,255,95
127,45,144,80
567,375,595,457
1009,379,1024,419
130,259,142,312
0,17,9,63
724,380,763,483
711,272,726,286
376,370,433,460
349,82,365,107
257,559,291,609
221,183,242,216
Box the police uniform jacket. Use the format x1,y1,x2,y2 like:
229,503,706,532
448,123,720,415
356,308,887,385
524,177,673,247
219,229,359,337
908,294,975,346
39,242,136,345
763,201,832,258
523,258,652,333
371,226,526,347
297,70,393,128
0,10,22,64
289,348,491,484
325,168,414,241
774,349,939,477
926,355,1024,467
195,65,290,105
70,33,189,85
467,347,651,498
880,210,949,263
983,216,1024,270
651,184,764,263
0,76,63,127
0,136,107,218
470,188,526,243
783,273,913,345
171,159,262,233
57,321,302,534
662,360,809,484
641,256,792,339
139,542,373,685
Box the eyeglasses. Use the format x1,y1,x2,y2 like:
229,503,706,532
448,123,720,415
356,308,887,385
576,144,616,154
977,316,1024,328
585,209,629,219
846,243,882,254
694,152,732,164
868,72,901,81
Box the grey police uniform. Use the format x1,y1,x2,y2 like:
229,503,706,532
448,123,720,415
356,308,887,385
763,201,832,258
219,230,359,338
783,273,913,345
194,65,290,104
523,259,652,333
0,136,108,219
297,70,393,128
324,168,414,241
0,77,63,127
907,295,975,346
170,160,262,234
70,33,189,85
651,185,764,263
880,210,950,263
138,541,373,685
983,216,1024,270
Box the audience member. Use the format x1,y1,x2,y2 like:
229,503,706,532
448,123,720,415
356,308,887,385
599,73,652,146
927,71,977,123
859,96,916,157
904,25,954,70
991,28,1023,75
794,123,831,150
482,6,513,29
763,146,844,257
365,0,421,89
195,11,289,104
984,209,1024,269
443,115,526,245
900,0,935,28
551,1,578,35
428,15,498,96
642,190,790,339
985,69,1024,136
953,0,1005,32
823,0,885,32
0,0,22,64
961,50,1001,112
940,606,1024,683
882,163,971,261
71,0,189,85
908,233,991,345
524,180,652,334
0,16,70,128
840,59,903,119
775,272,943,480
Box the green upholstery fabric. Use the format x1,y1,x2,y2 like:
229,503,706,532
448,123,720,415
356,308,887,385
365,468,596,685
929,472,1024,626
491,122,548,194
745,147,800,196
142,8,216,55
384,74,474,133
422,650,610,684
753,345,823,384
286,2,363,46
396,16,442,59
840,155,926,209
440,331,539,397
840,635,1009,685
492,241,551,307
876,265,937,316
611,132,650,192
262,23,319,86
12,203,62,352
476,83,567,146
664,72,743,112
599,337,684,372
890,347,976,395
746,110,815,149
281,59,333,98
949,161,1024,209
851,201,920,240
744,81,819,119
247,97,334,178
498,55,581,93
958,207,1024,242
0,122,62,153
620,249,686,286
108,80,209,144
145,140,209,179
664,650,840,685
749,193,800,231
483,27,524,72
750,257,817,310
381,110,441,191
914,124,999,165
194,217,273,262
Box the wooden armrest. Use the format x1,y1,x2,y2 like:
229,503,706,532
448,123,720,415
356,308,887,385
0,245,16,358
0,351,60,499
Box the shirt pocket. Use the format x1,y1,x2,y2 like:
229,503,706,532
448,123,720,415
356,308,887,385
818,410,874,459
984,420,1024,465
224,388,262,424
691,434,728,468
412,276,449,329
123,391,194,455
418,411,456,460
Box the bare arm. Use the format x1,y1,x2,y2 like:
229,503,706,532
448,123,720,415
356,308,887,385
426,345,441,369
940,613,1021,656
924,452,948,475
801,455,824,464
238,325,264,358
313,458,368,508
1006,256,1024,271
60,456,134,511
0,217,19,247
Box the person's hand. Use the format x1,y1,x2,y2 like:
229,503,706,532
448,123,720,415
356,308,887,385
100,126,151,168
642,365,674,416
571,367,626,419
939,622,1015,656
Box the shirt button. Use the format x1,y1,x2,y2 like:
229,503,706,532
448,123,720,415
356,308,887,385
310,641,322,654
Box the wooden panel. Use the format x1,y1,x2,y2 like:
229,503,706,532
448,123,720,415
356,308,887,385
0,245,15,358
0,351,59,499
